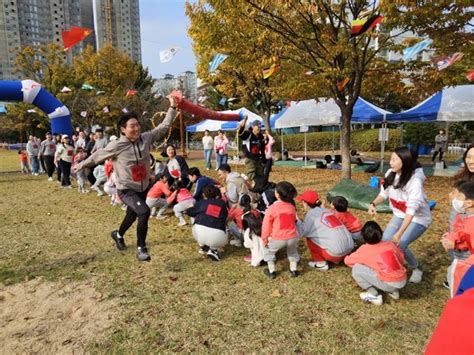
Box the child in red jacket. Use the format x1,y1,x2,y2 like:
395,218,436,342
345,221,407,305
332,196,363,240
262,181,299,279
441,181,474,297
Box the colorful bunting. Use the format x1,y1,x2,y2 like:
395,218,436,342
80,111,87,117
218,97,227,106
466,70,474,82
350,15,383,38
208,53,228,72
60,86,71,93
159,47,181,63
102,106,109,113
27,109,37,113
337,77,350,92
402,38,433,62
62,26,92,51
126,89,138,97
262,63,281,79
81,83,94,90
432,52,464,71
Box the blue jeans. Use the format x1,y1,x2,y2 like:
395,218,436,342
204,149,212,169
29,155,39,174
216,154,228,170
382,216,427,269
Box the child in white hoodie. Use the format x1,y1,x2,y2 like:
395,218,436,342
369,147,432,284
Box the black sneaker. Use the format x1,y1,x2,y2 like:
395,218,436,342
111,230,126,250
443,280,450,289
136,246,151,262
198,245,210,254
264,268,277,279
207,248,220,262
290,270,300,278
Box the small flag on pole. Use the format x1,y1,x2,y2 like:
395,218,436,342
80,111,87,117
402,38,433,62
262,63,281,79
159,47,181,63
350,15,383,38
62,26,92,51
208,53,228,72
126,89,138,97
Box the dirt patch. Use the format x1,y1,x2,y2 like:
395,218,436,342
0,277,117,354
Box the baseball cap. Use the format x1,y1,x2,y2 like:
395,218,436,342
61,134,69,139
251,120,261,127
295,190,320,204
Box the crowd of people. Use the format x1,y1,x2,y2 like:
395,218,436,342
16,102,474,305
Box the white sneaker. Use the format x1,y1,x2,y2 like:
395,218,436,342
65,185,72,190
48,177,53,181
230,239,242,247
34,173,39,176
360,292,383,305
308,261,329,271
177,219,187,227
409,268,423,283
387,290,400,300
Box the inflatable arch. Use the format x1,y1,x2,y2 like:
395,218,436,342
0,79,72,135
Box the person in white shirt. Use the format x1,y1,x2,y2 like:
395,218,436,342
202,130,214,170
368,147,432,284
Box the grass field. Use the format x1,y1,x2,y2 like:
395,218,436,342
0,149,455,353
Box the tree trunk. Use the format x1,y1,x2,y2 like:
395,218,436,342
264,110,271,133
340,108,352,180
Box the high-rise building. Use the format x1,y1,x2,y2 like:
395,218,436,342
0,0,141,80
152,74,179,98
92,0,141,63
153,72,198,103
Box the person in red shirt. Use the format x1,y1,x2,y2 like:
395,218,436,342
18,150,30,174
146,173,172,219
345,221,407,306
332,196,363,240
262,181,300,279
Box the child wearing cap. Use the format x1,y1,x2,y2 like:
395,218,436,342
331,196,363,240
261,181,300,278
296,190,354,271
344,221,407,306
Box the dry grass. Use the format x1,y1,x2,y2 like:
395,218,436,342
0,149,454,353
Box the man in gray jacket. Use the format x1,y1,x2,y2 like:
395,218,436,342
74,97,177,261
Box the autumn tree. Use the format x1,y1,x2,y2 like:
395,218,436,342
189,0,472,179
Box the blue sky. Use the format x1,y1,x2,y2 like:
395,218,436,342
140,0,197,79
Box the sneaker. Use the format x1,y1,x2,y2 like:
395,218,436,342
110,230,127,251
230,239,242,247
387,290,400,300
443,280,450,289
65,185,72,189
263,268,277,279
34,173,39,176
243,255,252,262
97,191,105,197
290,270,300,278
48,177,53,181
199,245,210,254
177,219,187,227
207,248,220,261
359,292,383,305
155,215,167,220
136,246,151,262
308,261,329,271
409,268,423,283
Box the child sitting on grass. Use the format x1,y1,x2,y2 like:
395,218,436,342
332,196,363,240
168,179,195,227
296,190,354,271
345,221,407,306
441,181,474,297
261,181,300,279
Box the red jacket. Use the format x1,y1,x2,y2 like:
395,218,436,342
262,200,298,244
447,213,474,253
147,181,171,199
334,211,363,233
345,241,407,282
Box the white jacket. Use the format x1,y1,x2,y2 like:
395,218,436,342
379,168,432,227
243,229,265,267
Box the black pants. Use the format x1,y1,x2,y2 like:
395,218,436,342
43,155,55,178
432,149,444,162
39,156,46,172
118,189,151,248
87,165,97,185
59,160,71,186
264,158,273,182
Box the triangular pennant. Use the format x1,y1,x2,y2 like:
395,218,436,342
159,47,181,63
432,52,464,71
126,89,138,97
62,26,92,51
27,109,37,113
208,53,229,72
102,106,109,113
350,15,383,38
81,83,94,90
122,108,129,113
262,63,281,79
337,77,350,92
60,86,71,93
402,38,433,62
80,111,87,117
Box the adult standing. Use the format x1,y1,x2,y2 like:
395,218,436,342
40,132,56,181
263,129,275,182
214,130,229,171
26,135,40,175
432,128,448,164
368,147,431,283
164,144,190,186
36,136,46,174
74,99,177,261
237,116,266,181
202,130,214,170
55,135,74,189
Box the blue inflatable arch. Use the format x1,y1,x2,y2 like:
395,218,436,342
0,79,72,135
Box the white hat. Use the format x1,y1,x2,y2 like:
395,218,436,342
109,135,118,141
62,134,69,139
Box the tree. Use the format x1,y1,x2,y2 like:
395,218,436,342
188,0,473,179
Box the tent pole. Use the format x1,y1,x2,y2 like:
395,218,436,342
281,129,284,156
186,130,189,152
380,123,386,174
304,131,307,168
332,126,335,155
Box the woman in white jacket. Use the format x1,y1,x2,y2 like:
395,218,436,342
368,147,432,284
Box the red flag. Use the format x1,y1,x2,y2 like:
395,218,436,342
62,27,92,51
466,70,474,82
126,90,138,97
350,15,383,38
337,77,350,92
